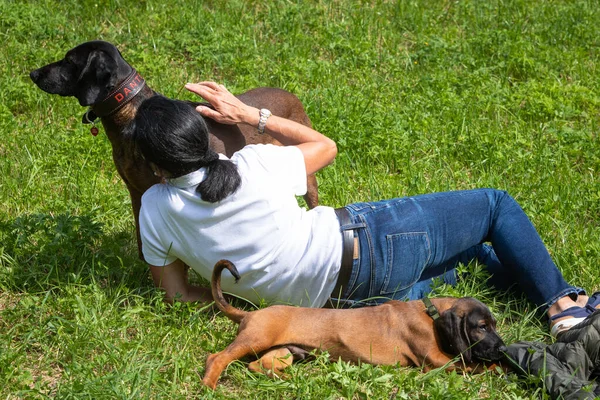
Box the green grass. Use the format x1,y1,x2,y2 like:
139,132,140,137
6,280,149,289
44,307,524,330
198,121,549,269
1,0,599,398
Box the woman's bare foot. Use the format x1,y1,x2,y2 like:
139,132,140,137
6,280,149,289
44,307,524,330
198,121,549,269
547,295,580,319
576,294,590,307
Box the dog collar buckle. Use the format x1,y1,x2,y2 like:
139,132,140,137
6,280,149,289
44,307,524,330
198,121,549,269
423,297,440,320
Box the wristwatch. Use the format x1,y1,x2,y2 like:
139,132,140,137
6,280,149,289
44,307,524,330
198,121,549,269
257,108,272,135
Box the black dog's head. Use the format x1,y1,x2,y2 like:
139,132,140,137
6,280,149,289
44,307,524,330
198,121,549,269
434,297,506,363
29,40,132,106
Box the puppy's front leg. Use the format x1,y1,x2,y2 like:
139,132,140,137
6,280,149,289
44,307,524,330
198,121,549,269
422,350,457,372
424,350,489,373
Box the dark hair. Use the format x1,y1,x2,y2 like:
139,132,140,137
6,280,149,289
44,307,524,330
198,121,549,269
131,95,241,202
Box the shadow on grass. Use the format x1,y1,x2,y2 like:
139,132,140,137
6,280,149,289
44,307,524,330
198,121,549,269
0,212,149,294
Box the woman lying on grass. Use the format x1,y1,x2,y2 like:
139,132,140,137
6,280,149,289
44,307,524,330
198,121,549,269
130,81,599,337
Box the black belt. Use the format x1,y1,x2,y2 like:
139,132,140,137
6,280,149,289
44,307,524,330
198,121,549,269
332,207,355,299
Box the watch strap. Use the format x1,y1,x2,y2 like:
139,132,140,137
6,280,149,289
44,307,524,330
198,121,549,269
258,108,272,134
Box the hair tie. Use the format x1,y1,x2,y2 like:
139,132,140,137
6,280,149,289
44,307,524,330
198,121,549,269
205,150,219,164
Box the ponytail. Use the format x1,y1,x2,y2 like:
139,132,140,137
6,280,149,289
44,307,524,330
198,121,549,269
197,159,241,203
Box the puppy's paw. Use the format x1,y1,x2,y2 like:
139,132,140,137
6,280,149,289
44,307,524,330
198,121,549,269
249,348,294,378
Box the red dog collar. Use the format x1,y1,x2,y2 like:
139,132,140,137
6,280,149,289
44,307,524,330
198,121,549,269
82,69,146,125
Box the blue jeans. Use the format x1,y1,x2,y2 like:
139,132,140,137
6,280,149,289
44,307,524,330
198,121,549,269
335,189,582,310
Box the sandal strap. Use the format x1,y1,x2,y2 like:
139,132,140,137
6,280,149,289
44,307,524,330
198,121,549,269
549,306,590,321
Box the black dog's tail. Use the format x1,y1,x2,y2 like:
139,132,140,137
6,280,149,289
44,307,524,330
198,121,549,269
211,260,247,324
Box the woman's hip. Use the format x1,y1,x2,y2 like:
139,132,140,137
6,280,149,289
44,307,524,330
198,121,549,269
339,189,507,302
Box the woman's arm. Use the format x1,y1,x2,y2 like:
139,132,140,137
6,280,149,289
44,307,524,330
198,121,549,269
149,259,213,304
185,82,337,176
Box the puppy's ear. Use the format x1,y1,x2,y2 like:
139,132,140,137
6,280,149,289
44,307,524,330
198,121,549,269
434,308,472,363
75,50,119,106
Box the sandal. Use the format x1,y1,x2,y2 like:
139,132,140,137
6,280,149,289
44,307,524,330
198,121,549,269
549,306,592,337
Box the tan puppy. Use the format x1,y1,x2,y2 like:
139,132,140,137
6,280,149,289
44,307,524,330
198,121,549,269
202,260,506,389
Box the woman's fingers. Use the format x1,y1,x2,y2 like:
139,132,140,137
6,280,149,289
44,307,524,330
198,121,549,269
185,82,217,100
195,105,224,122
196,81,225,91
185,82,231,98
185,82,251,125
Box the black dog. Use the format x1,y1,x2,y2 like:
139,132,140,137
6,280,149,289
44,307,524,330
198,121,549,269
30,41,318,259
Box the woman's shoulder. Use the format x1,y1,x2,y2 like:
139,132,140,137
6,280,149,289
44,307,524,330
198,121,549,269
141,182,170,205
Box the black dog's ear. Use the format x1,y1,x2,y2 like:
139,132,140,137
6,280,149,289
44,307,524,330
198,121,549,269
75,49,119,106
434,308,472,363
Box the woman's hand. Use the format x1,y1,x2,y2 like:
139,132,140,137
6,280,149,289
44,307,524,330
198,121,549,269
185,82,259,126
186,81,337,175
149,259,213,304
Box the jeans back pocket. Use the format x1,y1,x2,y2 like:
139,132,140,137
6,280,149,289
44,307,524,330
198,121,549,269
381,232,431,296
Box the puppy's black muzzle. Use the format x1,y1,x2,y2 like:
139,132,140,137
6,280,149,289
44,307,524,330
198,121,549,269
474,335,508,361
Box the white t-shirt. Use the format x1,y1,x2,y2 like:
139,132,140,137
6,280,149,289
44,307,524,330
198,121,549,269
139,144,343,307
